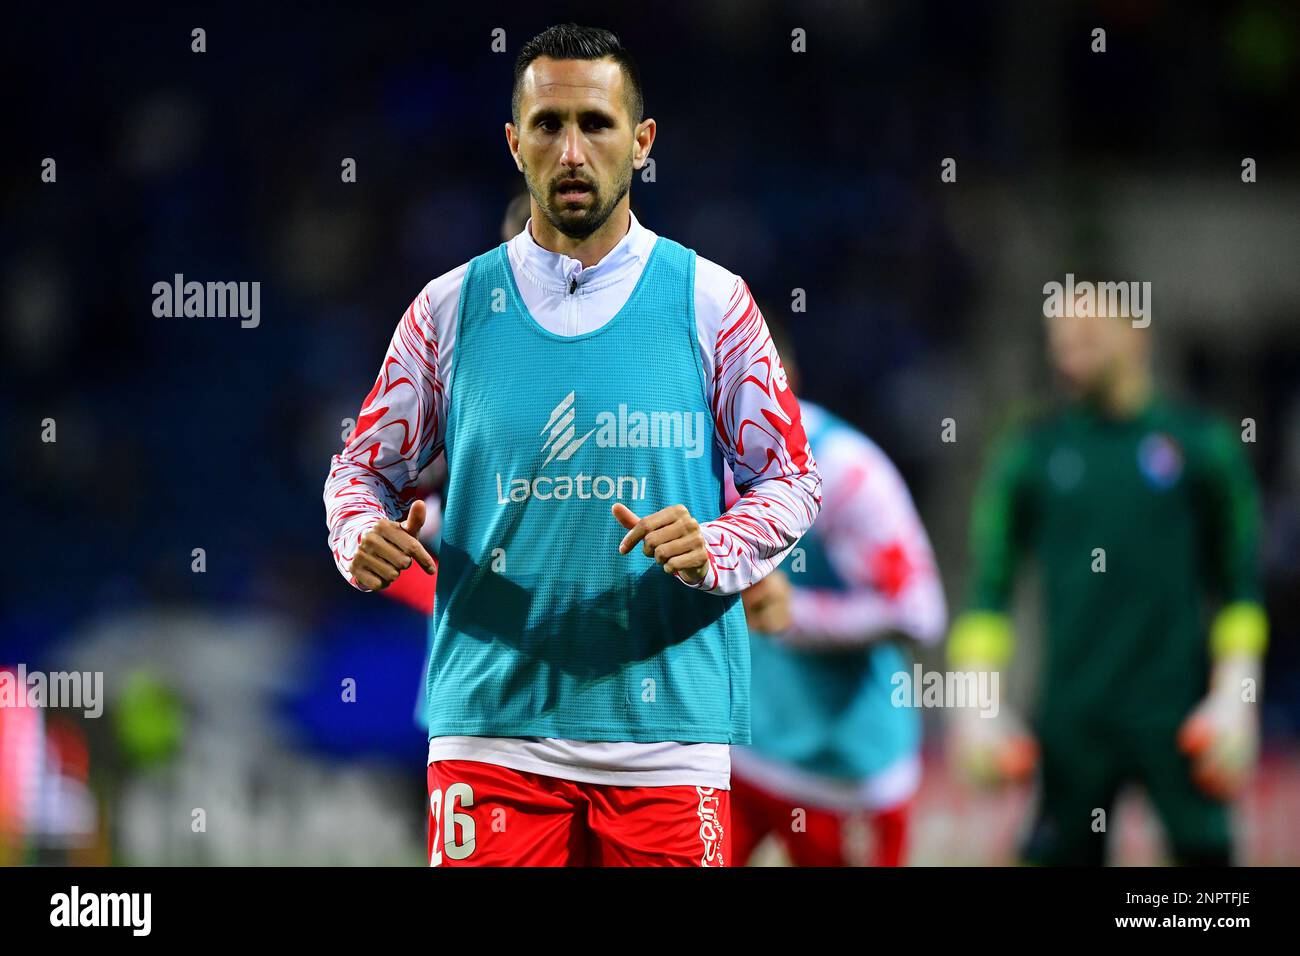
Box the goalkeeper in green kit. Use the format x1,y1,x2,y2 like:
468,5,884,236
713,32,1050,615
948,292,1267,865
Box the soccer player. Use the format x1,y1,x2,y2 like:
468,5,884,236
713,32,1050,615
948,294,1267,866
728,326,947,866
323,24,820,866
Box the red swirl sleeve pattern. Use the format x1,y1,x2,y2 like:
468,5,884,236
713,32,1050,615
323,278,453,590
685,276,822,595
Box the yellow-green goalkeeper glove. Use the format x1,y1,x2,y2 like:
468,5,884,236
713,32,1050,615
1177,603,1267,800
945,611,1037,787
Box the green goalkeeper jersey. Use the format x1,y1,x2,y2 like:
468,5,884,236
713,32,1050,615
964,395,1262,729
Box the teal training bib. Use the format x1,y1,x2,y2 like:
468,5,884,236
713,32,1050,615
425,238,750,743
746,404,918,779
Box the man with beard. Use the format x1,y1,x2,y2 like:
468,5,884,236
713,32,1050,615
324,23,821,866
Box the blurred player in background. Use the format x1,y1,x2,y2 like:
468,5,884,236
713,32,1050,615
948,292,1267,865
731,323,947,866
323,24,820,866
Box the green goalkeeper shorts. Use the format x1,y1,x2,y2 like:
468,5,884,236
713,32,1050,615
1020,713,1231,866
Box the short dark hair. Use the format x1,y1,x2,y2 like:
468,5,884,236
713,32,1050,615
512,24,644,126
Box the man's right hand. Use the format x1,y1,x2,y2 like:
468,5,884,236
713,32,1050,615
349,500,437,591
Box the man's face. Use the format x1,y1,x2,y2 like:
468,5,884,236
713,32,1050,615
1046,309,1139,396
509,56,638,240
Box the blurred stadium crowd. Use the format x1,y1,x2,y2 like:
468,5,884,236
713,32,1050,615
3,1,1299,864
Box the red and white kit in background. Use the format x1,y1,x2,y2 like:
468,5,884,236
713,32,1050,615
727,411,947,866
730,774,911,867
325,213,821,865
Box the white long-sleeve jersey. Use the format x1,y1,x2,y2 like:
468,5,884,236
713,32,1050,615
729,403,947,809
779,403,946,649
323,211,821,788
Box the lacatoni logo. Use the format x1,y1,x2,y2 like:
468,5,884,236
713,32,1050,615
495,391,709,505
539,389,596,468
50,886,151,936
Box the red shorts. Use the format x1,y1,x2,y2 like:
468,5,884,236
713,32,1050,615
730,772,910,866
426,759,730,867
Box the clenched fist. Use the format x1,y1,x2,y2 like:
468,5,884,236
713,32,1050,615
350,499,437,591
613,502,710,584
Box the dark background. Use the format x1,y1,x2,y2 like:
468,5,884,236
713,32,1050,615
3,0,1298,864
